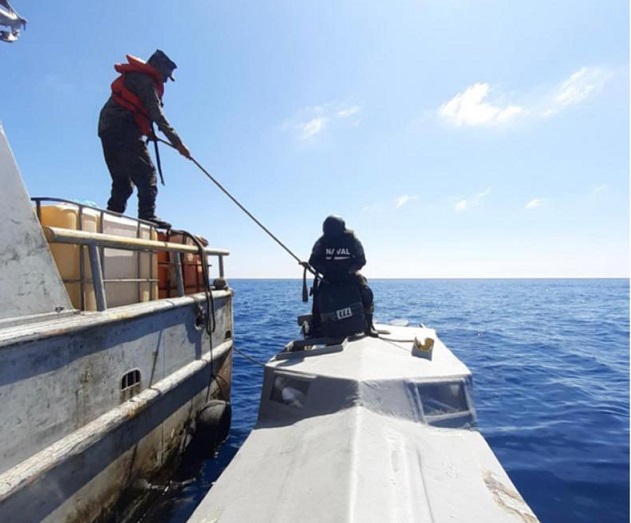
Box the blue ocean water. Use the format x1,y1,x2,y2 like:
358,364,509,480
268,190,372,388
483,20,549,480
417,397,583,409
141,279,630,523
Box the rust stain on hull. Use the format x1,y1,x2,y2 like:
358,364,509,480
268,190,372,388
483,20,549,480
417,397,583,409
484,470,539,522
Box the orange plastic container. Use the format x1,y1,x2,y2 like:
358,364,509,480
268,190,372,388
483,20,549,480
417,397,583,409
157,231,205,298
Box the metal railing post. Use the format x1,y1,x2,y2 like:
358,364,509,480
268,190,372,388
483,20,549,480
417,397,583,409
172,252,185,297
87,243,107,311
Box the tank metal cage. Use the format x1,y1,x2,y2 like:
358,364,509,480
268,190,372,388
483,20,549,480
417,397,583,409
32,198,229,311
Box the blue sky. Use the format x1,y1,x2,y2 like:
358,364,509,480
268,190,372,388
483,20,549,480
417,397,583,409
1,1,628,278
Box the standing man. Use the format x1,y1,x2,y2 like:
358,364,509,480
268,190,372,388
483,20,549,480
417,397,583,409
308,215,377,337
98,49,191,228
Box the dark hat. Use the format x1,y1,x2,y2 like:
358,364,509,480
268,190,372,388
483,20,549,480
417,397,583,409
322,215,346,237
148,49,177,81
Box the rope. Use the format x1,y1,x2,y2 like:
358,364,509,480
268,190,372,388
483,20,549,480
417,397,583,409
381,338,413,352
171,235,269,369
154,141,320,368
233,345,267,367
155,137,315,275
166,228,227,401
149,124,166,186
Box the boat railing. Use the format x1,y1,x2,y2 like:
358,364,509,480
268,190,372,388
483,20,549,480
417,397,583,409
42,226,229,312
32,198,229,312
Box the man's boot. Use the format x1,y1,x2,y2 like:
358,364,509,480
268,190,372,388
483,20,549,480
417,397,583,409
365,313,379,338
140,215,172,229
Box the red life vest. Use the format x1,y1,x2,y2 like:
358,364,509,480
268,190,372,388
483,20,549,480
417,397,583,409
110,55,165,136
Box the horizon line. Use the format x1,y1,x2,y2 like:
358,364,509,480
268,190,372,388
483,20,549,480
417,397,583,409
224,276,629,281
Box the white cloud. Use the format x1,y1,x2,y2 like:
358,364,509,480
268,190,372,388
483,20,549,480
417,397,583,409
438,83,523,127
394,194,417,208
544,67,612,117
337,105,360,118
592,184,608,194
437,67,613,128
525,198,544,209
299,117,326,141
454,186,491,212
284,102,361,142
455,199,469,212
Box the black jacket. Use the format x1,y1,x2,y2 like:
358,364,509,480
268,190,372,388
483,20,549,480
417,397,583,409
309,230,366,284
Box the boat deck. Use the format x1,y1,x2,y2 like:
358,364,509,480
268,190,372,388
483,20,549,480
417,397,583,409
271,324,470,381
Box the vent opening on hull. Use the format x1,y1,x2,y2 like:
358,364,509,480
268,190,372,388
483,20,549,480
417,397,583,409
416,379,476,429
121,369,142,402
270,374,312,409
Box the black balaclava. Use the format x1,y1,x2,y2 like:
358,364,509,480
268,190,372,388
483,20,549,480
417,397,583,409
322,215,346,238
147,49,177,82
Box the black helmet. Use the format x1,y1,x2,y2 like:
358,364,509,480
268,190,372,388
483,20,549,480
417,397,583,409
322,215,346,237
148,49,177,81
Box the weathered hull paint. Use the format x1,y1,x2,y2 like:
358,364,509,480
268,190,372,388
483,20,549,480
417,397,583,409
0,292,233,523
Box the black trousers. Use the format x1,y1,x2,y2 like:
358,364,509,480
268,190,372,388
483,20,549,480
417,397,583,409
311,274,374,317
354,273,375,315
309,274,374,337
100,134,158,219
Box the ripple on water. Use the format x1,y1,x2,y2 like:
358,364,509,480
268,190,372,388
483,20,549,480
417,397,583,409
141,279,629,523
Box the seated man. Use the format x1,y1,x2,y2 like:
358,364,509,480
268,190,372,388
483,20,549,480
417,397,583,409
308,215,377,337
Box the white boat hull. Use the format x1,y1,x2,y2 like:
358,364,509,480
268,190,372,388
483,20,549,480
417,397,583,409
188,324,538,523
0,296,233,523
0,121,234,522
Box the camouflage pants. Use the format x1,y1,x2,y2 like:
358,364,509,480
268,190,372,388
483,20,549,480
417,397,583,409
100,135,157,219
